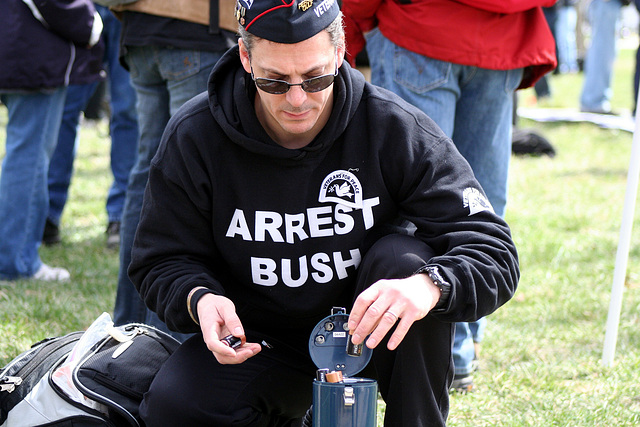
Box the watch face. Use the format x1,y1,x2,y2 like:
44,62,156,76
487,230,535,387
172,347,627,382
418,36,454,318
425,266,450,310
426,266,444,285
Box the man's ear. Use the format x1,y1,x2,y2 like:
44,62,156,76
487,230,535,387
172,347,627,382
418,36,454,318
238,39,252,74
337,35,346,69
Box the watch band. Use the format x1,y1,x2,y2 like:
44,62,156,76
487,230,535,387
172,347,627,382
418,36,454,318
423,266,451,311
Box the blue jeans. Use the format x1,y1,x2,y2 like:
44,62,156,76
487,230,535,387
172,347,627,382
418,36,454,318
0,88,67,279
47,5,138,226
366,29,521,375
580,0,622,112
556,5,579,74
113,45,226,339
366,29,521,217
452,318,486,376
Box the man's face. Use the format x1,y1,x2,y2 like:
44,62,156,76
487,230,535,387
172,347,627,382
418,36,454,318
239,31,344,149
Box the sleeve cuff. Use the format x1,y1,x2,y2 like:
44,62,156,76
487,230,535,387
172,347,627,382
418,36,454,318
187,286,215,325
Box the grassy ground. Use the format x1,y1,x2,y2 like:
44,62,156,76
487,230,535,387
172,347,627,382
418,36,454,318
0,118,119,357
2,45,640,425
448,45,640,426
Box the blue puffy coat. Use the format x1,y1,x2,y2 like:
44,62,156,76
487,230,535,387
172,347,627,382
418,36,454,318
0,0,105,91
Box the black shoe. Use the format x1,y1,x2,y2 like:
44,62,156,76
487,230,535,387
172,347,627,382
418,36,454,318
106,221,120,249
450,374,474,394
42,219,61,245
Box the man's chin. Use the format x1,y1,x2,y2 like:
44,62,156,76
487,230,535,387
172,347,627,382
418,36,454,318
279,117,315,135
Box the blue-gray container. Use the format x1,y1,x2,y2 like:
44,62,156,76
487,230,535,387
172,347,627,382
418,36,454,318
312,377,378,427
309,308,378,427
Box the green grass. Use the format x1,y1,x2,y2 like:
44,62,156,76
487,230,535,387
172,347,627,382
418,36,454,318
3,46,640,425
0,118,120,361
447,46,640,426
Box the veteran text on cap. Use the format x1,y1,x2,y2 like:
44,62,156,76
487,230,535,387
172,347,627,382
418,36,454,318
235,0,340,44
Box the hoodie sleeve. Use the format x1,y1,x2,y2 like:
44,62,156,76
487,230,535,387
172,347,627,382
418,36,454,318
22,0,102,47
369,90,519,322
408,139,519,322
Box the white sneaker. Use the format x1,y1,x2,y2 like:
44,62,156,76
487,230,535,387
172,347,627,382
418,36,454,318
33,263,70,282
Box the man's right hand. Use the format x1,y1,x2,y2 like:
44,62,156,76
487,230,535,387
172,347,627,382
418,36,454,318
197,293,262,364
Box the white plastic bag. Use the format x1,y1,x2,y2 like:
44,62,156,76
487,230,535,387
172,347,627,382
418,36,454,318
50,312,114,413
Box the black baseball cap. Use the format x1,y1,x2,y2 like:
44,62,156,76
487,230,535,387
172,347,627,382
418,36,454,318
235,0,340,44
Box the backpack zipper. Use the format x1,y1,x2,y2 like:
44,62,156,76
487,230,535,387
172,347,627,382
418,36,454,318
0,332,82,394
0,376,22,393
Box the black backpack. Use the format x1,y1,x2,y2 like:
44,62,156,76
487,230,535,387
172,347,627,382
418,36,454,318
1,314,180,427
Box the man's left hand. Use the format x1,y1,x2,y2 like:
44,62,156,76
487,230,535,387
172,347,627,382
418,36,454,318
347,273,441,351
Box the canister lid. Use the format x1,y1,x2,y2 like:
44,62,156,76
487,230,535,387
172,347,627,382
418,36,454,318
308,308,373,377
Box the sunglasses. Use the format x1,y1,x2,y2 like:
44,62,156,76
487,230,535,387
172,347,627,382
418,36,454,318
250,53,339,95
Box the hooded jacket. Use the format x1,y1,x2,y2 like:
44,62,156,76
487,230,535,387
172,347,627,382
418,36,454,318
129,46,519,338
342,0,557,89
0,0,104,92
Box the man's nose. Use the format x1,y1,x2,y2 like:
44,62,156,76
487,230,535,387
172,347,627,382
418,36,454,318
286,84,307,106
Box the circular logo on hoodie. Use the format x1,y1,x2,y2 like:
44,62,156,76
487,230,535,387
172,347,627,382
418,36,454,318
318,170,363,209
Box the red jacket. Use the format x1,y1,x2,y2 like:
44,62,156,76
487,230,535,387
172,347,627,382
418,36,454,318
342,0,557,89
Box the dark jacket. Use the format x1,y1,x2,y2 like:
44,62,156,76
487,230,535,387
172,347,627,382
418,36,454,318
0,0,104,92
129,46,520,338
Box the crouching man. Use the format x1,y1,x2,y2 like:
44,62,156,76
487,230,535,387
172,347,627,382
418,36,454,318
128,1,519,425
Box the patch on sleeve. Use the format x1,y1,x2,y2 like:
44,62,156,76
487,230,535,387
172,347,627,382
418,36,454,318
463,187,494,216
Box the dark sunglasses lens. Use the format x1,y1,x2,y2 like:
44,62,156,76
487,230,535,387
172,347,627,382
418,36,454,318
302,75,335,93
255,75,335,94
256,79,289,94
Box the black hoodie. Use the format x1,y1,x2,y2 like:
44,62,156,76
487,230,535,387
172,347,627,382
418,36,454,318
129,45,519,338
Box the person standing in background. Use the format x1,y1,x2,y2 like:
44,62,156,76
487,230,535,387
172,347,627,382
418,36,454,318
556,0,580,74
43,4,139,250
342,0,556,392
110,0,237,339
580,0,628,115
0,0,103,282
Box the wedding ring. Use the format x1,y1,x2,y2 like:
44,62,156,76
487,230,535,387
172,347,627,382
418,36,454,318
385,310,398,320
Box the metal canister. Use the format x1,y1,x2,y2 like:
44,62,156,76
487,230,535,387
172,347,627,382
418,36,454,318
312,377,378,427
309,308,378,427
